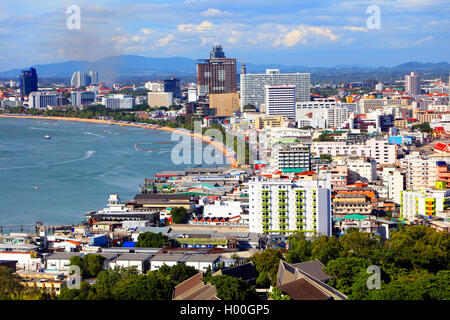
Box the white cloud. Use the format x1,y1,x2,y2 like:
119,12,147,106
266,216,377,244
157,34,175,47
344,26,368,32
201,8,235,18
178,21,214,33
274,25,338,47
140,28,153,35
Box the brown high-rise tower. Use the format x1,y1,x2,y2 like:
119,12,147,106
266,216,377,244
196,45,237,97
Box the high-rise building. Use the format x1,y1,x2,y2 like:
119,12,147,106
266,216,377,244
147,92,173,108
405,72,421,97
265,85,296,119
19,68,38,96
188,85,197,103
164,78,181,99
101,94,135,110
71,91,96,107
209,93,240,117
71,71,99,88
248,177,332,237
28,91,57,109
276,145,311,173
196,45,237,97
240,69,310,109
144,81,164,92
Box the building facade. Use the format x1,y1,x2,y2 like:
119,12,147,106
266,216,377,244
248,178,332,237
19,68,38,96
240,69,310,109
197,45,237,97
265,85,296,119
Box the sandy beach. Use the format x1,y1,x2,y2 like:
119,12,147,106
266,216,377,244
0,114,238,167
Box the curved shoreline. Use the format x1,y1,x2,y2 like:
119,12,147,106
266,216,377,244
0,114,238,167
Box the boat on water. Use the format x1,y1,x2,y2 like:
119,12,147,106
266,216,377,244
44,135,51,139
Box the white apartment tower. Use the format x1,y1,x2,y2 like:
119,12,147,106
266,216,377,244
265,85,296,119
28,91,57,109
248,177,332,237
71,71,98,88
405,72,421,97
240,69,310,109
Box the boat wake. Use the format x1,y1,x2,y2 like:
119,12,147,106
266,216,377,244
0,151,96,170
84,131,105,138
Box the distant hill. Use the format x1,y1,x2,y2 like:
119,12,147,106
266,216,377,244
1,55,448,82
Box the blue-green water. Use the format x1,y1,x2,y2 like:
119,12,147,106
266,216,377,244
0,118,221,225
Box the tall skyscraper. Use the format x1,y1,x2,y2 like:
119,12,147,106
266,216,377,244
240,69,310,109
164,77,181,98
19,68,38,96
196,45,237,97
405,71,421,97
71,71,99,88
265,85,296,119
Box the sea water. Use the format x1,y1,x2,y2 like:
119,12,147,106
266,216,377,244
0,118,224,225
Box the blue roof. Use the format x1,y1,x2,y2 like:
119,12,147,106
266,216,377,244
123,241,136,248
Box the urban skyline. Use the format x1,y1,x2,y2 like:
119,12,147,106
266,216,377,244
0,1,449,71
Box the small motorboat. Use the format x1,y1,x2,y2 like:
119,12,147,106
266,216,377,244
44,135,51,139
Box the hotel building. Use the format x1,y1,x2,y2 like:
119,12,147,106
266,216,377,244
240,69,310,109
248,177,332,237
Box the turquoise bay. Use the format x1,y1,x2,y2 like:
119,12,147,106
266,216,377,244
0,118,218,225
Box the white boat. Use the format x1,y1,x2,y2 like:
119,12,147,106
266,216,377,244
44,135,51,139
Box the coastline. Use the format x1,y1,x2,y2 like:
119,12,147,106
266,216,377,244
0,114,238,167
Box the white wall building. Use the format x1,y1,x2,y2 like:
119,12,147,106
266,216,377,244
400,189,450,221
295,99,337,125
144,81,164,92
71,71,98,88
203,201,242,219
312,138,396,165
188,85,198,102
28,91,58,109
101,94,135,110
71,91,96,107
265,85,296,119
240,69,310,109
248,177,332,237
346,158,377,183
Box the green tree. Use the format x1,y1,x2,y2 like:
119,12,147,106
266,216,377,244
69,254,105,278
325,257,370,296
112,272,174,300
381,225,450,274
311,235,343,265
136,232,172,248
267,287,291,300
209,275,257,300
251,249,283,288
84,254,106,278
285,232,312,264
0,266,25,300
171,207,189,224
59,281,93,300
91,266,140,299
157,263,198,285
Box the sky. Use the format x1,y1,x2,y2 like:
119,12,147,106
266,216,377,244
0,0,449,71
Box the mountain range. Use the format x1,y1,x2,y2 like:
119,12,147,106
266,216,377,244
0,55,449,82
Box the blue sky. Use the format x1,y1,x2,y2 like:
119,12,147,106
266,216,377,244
0,0,449,71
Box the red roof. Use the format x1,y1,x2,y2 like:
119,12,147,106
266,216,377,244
434,143,449,152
